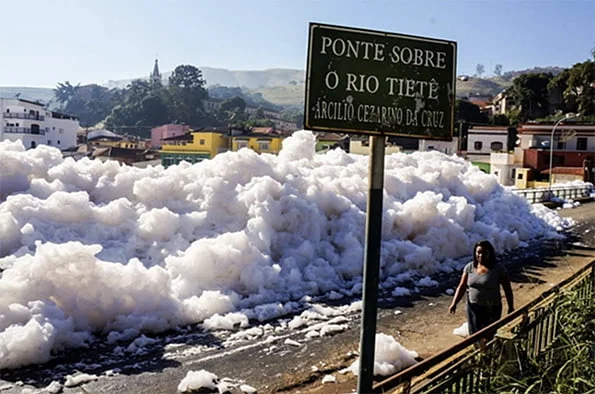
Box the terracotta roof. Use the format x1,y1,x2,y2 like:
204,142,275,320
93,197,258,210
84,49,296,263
251,127,275,134
541,166,585,175
315,132,348,141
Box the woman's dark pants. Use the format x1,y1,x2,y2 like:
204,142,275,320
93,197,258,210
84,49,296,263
466,301,502,335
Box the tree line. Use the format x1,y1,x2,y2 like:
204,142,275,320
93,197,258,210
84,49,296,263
55,59,594,136
54,65,286,137
508,59,594,122
457,58,594,126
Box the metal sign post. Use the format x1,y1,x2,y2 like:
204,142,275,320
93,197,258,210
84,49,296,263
358,135,385,393
303,22,456,393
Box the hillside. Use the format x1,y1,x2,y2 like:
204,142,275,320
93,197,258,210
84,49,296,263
0,87,57,108
0,65,565,110
103,67,305,90
456,76,510,98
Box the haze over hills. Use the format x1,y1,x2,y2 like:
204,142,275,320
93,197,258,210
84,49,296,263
0,65,565,109
103,67,306,90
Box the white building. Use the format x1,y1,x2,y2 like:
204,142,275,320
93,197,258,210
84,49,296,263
0,98,79,150
517,123,595,152
490,151,523,186
419,137,459,155
466,125,513,164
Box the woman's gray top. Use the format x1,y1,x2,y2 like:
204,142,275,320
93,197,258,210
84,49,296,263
465,262,506,306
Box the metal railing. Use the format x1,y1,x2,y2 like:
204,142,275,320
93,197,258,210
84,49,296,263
2,126,46,135
512,184,593,204
374,259,595,394
3,112,45,121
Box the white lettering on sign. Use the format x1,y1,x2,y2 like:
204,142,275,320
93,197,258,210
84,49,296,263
310,27,454,133
320,36,448,70
384,77,440,100
325,71,340,90
346,73,380,94
320,36,386,61
389,46,447,69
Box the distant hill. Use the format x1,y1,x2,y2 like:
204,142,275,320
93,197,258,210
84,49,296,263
0,87,58,108
103,67,305,90
0,65,569,110
501,66,566,81
456,77,510,98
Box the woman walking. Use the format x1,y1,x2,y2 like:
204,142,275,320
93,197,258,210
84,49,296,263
449,240,514,335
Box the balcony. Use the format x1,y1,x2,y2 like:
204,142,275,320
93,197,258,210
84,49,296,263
3,126,46,135
3,112,45,121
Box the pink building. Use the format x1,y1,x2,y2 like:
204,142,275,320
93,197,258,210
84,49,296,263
150,124,190,148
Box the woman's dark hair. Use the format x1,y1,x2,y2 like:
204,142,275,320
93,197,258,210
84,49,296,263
472,240,497,267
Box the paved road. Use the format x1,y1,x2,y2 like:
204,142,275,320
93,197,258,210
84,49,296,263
1,202,594,394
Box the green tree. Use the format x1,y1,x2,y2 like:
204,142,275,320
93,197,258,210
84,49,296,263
168,65,208,127
220,96,246,113
565,60,595,116
455,99,489,123
219,96,247,128
54,81,79,104
476,64,485,78
126,80,152,105
141,95,169,126
104,79,168,134
548,69,575,114
491,114,510,126
510,72,553,121
494,64,503,77
57,83,121,127
169,65,207,89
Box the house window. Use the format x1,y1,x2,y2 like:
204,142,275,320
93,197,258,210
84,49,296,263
576,137,587,151
517,173,524,180
258,141,270,151
490,141,503,151
200,139,205,145
237,141,248,149
557,141,565,150
474,141,483,150
57,140,60,145
47,140,52,145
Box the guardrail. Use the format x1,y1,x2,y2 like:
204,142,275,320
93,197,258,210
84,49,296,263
3,112,45,121
2,126,46,135
511,184,593,204
373,259,595,394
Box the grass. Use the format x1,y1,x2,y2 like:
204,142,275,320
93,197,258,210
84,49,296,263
486,289,595,394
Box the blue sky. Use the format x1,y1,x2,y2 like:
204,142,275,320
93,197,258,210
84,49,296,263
1,0,593,87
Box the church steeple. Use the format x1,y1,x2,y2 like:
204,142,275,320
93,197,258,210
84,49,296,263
150,58,161,85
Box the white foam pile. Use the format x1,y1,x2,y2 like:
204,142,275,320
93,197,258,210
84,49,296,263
0,130,574,369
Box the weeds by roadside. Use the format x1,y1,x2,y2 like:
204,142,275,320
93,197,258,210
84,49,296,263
486,289,595,394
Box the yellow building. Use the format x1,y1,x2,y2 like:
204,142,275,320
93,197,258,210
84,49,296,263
231,133,283,154
160,130,285,167
160,130,230,167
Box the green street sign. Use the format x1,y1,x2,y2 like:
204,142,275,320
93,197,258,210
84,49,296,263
304,23,457,140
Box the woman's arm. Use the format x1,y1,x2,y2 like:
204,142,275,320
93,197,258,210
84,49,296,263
449,270,468,314
501,273,514,313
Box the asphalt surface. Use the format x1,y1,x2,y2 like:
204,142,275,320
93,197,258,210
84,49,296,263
0,201,593,394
